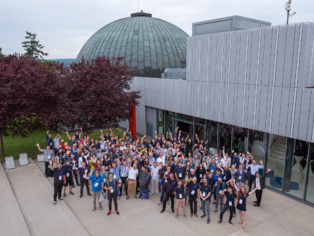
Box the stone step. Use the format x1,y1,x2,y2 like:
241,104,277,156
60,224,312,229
0,163,31,236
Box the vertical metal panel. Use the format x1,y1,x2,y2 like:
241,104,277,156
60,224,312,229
308,25,314,87
298,88,311,140
285,87,295,137
297,24,311,88
278,87,290,136
308,90,314,143
246,84,255,129
292,88,303,138
282,25,296,87
257,85,269,131
275,26,288,87
271,86,282,135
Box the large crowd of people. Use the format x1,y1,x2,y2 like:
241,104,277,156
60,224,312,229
36,128,271,230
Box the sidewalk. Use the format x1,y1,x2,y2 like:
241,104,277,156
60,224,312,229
0,164,30,236
5,160,89,236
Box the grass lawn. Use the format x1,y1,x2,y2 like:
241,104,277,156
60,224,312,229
0,128,124,162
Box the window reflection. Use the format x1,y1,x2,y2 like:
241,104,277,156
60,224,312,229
306,143,314,203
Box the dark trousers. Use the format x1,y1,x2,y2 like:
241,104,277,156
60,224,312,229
54,181,63,201
248,175,255,191
220,205,234,222
162,192,175,211
80,179,90,196
255,189,263,205
73,169,80,186
120,177,128,196
108,193,118,211
160,185,166,202
189,198,197,214
45,162,49,176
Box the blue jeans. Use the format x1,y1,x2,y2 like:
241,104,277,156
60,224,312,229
139,185,149,199
202,199,210,220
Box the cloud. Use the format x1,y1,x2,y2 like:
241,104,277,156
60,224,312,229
0,0,313,58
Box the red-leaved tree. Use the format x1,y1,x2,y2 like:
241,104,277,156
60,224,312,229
0,55,65,154
59,57,140,129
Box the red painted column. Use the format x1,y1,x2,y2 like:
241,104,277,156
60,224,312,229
129,104,136,140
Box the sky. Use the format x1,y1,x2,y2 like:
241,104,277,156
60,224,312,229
1,0,314,59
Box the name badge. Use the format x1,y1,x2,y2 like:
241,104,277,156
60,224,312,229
58,176,62,181
83,174,86,178
165,180,168,183
179,193,183,199
223,176,226,180
110,189,114,193
202,192,206,197
94,182,99,187
211,170,214,173
228,201,232,206
200,174,202,178
114,174,116,179
239,199,243,204
48,155,51,160
179,173,182,178
191,190,195,195
66,173,70,177
239,176,242,180
103,179,106,183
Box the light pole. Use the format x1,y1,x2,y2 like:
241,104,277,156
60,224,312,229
285,0,296,25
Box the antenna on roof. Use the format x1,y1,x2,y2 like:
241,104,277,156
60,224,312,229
285,0,296,24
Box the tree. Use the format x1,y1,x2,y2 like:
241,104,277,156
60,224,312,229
0,54,64,154
0,48,3,57
22,31,48,60
59,57,140,130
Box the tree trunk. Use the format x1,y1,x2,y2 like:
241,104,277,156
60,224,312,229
0,131,4,156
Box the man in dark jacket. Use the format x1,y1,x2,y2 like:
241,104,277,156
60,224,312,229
254,168,272,206
161,173,177,213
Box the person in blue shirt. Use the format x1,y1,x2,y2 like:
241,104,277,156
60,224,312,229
89,170,104,211
110,162,121,197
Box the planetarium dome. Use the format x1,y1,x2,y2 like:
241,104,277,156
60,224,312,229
76,11,188,78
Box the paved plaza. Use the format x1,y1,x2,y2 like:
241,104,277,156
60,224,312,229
1,159,314,236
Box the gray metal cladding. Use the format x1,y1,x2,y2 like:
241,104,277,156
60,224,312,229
132,22,314,143
77,13,188,78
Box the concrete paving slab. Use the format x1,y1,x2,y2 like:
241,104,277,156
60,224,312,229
6,160,90,236
27,161,314,236
0,163,30,236
37,154,44,162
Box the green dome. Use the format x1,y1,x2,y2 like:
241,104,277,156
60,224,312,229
76,11,188,77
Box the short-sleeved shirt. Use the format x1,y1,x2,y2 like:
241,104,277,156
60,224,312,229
187,182,199,199
175,186,185,199
128,167,139,180
89,175,104,192
151,166,159,180
53,168,64,183
63,165,72,179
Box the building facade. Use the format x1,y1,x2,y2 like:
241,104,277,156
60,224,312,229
126,22,314,205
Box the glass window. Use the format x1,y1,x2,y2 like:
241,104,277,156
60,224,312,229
306,143,314,203
205,121,217,149
234,127,249,154
157,110,164,134
219,124,232,153
283,139,308,199
249,130,265,163
165,111,173,134
265,135,286,190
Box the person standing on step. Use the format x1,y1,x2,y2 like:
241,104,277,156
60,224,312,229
89,169,104,211
200,177,212,224
49,160,65,206
187,176,199,217
36,143,54,177
218,186,237,225
79,161,91,198
63,159,75,197
104,173,121,215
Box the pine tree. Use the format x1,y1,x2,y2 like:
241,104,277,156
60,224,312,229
22,31,48,60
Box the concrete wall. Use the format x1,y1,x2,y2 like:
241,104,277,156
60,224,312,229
130,22,314,143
